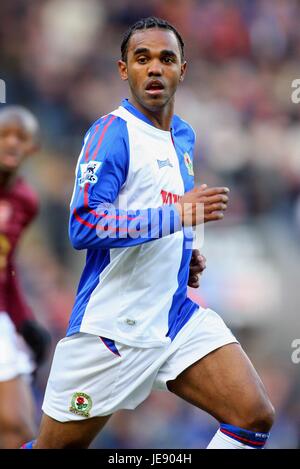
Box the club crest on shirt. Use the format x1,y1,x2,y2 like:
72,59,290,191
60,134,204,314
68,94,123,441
78,161,102,187
183,152,194,176
69,392,92,417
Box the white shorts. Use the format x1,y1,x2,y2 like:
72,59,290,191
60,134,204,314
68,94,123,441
42,307,238,422
0,312,35,381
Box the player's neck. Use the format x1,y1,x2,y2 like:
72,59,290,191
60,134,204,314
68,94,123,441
129,96,174,131
0,170,18,189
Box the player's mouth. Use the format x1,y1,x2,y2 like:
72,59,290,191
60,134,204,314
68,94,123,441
145,80,165,96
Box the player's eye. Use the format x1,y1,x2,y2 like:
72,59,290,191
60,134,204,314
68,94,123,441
137,56,148,64
162,56,176,64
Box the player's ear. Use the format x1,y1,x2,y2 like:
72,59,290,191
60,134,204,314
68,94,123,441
118,60,128,81
179,61,187,83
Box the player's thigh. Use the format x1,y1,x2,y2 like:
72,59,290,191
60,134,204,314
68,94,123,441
0,376,35,432
167,343,274,428
35,413,111,449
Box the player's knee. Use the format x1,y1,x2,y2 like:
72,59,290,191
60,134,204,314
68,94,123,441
252,400,275,432
241,398,275,432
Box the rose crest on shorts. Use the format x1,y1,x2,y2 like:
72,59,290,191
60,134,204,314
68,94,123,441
69,392,92,417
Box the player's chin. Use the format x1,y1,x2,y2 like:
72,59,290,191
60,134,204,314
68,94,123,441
0,162,18,172
143,93,168,110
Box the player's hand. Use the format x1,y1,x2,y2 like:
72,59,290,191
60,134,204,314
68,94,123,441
188,249,206,288
175,184,230,226
19,319,51,366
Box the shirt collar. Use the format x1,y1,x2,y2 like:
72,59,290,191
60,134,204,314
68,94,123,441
121,98,174,130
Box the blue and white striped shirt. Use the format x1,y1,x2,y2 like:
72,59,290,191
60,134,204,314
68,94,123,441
67,99,199,347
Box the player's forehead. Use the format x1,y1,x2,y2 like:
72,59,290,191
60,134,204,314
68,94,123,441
0,118,31,135
0,112,37,139
127,28,181,58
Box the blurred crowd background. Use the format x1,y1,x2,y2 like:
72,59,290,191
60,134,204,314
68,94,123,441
1,0,300,448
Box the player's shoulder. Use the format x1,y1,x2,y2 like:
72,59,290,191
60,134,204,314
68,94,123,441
172,114,196,146
84,112,128,148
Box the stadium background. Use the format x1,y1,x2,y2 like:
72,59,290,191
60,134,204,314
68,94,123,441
1,0,300,448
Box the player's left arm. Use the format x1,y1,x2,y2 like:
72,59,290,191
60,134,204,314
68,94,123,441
188,249,206,288
12,188,51,366
8,188,40,328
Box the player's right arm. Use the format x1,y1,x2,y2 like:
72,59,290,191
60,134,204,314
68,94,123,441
69,115,183,250
69,116,229,250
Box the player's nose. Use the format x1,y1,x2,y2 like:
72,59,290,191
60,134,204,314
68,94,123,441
147,59,163,76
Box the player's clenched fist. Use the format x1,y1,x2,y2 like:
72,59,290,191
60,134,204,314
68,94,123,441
175,184,230,226
188,249,206,288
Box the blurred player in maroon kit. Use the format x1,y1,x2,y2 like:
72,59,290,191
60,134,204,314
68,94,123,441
0,105,50,448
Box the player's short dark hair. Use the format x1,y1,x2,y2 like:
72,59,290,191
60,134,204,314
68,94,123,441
121,17,185,62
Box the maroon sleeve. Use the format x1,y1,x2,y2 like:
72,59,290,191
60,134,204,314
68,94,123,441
7,183,39,327
1,179,39,327
6,262,34,329
23,189,39,228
